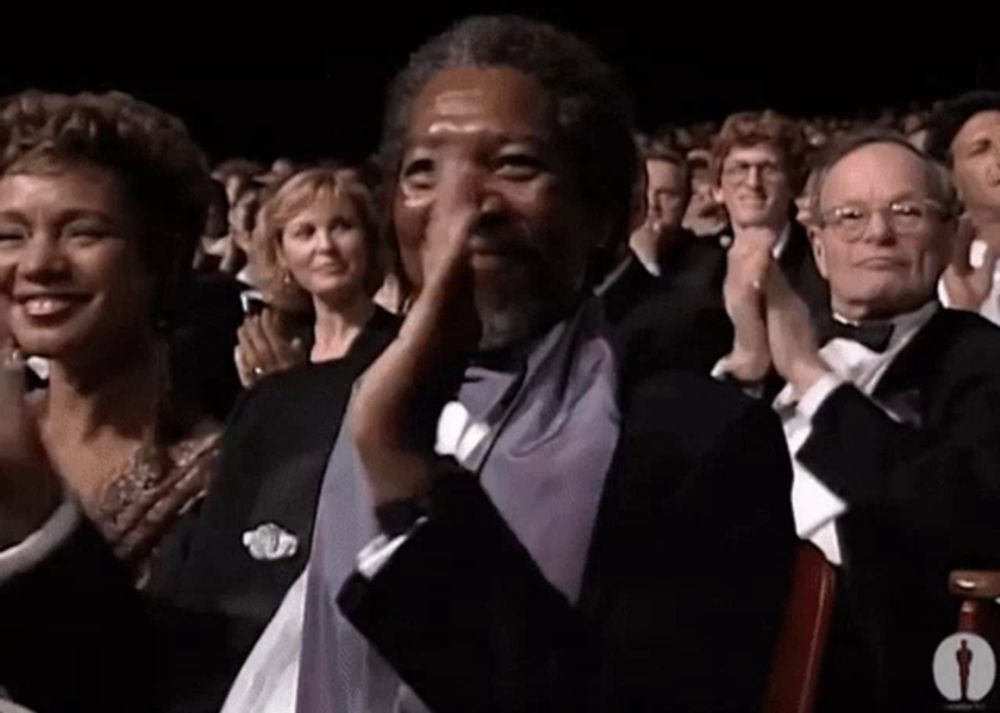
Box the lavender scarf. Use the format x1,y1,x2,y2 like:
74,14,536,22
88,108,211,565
296,297,621,713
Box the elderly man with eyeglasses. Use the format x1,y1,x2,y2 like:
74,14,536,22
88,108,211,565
717,128,1000,711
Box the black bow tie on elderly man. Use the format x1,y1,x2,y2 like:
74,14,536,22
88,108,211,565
820,318,895,353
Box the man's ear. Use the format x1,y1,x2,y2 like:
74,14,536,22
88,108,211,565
811,231,830,280
583,213,626,287
629,188,648,235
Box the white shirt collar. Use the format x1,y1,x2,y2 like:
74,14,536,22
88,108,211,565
721,222,792,259
635,250,662,277
772,223,792,260
236,266,254,287
775,299,940,413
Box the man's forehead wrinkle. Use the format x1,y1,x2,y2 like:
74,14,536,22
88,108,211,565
433,89,489,115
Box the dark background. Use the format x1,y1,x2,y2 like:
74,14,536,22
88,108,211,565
1,9,995,164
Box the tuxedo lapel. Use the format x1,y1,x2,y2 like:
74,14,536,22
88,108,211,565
871,310,950,400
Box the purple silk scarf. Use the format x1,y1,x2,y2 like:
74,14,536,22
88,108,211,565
296,297,621,713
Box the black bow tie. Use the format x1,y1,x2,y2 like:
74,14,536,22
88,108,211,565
824,320,894,353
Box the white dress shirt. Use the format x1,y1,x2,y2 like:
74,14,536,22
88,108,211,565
939,239,1000,326
718,222,792,259
772,301,939,565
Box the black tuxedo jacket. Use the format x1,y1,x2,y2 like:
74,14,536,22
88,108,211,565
669,221,828,319
791,308,1000,711
604,222,829,378
339,369,797,712
599,228,705,327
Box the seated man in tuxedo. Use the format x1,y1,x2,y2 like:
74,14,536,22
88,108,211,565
597,133,734,373
683,148,729,237
281,16,795,713
718,129,1000,711
626,133,697,278
0,16,795,713
685,109,827,313
598,132,694,325
629,110,829,375
927,91,1000,325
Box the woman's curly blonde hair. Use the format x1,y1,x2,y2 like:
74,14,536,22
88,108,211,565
0,90,214,326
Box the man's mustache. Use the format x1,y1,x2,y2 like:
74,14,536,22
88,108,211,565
465,219,536,257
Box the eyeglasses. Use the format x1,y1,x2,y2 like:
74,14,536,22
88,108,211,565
819,199,950,241
721,160,785,184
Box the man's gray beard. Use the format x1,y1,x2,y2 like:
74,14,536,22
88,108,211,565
474,288,566,351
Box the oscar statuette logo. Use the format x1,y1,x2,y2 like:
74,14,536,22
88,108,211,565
933,633,996,709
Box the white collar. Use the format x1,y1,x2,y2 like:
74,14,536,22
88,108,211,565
722,222,792,258
772,223,792,260
236,266,254,287
635,250,662,277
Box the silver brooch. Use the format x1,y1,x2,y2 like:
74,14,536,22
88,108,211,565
242,523,299,561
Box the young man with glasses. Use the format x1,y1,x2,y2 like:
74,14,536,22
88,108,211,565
663,111,829,373
712,111,827,308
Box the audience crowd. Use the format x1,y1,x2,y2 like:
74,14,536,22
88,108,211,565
1,14,999,713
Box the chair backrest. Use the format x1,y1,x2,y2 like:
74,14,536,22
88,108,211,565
950,570,1000,644
761,542,837,713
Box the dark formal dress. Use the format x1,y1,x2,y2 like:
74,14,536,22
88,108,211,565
169,271,246,422
0,308,400,713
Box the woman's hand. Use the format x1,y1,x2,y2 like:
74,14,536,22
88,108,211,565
235,308,306,387
0,303,61,549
